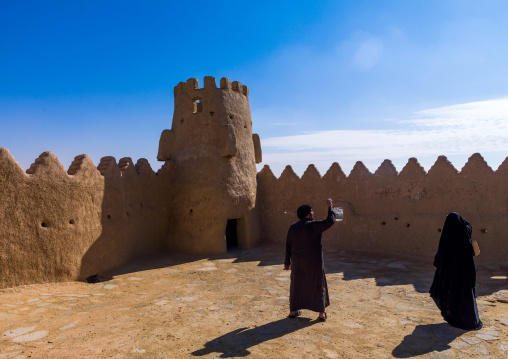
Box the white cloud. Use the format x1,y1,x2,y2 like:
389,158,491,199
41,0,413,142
259,98,508,176
353,38,384,70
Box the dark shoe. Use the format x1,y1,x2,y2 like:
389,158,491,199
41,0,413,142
319,312,327,322
288,310,302,318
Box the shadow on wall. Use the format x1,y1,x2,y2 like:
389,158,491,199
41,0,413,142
78,157,170,281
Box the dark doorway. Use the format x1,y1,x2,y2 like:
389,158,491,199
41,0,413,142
226,219,238,250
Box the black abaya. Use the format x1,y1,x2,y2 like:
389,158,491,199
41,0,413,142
284,207,335,312
429,212,482,330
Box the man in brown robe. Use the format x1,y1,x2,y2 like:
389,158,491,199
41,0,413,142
284,198,335,321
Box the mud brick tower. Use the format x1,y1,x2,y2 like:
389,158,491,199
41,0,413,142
157,76,262,254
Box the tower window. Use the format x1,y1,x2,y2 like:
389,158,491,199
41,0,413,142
193,98,203,113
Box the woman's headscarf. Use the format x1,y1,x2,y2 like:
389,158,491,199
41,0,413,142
433,212,474,271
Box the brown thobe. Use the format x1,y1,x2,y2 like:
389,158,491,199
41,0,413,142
284,207,335,312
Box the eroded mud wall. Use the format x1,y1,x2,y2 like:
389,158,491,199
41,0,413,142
257,153,508,262
0,149,169,289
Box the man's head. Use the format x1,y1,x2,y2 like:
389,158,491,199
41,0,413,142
297,205,313,220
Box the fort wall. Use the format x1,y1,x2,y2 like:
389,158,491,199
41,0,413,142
1,148,507,290
0,148,169,289
256,154,508,263
2,76,507,290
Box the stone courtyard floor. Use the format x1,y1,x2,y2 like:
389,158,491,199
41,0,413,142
1,243,507,359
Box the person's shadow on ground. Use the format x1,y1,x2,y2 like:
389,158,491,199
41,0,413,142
192,317,316,357
392,322,465,358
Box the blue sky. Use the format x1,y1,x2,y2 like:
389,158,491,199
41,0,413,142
1,0,508,176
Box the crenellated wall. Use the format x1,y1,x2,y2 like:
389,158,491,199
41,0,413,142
0,148,170,289
1,147,507,289
256,153,508,263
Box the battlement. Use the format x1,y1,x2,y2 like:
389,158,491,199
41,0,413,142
174,77,249,98
259,153,506,181
0,149,157,179
159,76,257,164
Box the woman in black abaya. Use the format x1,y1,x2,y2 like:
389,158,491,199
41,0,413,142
429,212,482,330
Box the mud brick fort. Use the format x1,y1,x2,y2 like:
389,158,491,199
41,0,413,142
1,76,507,289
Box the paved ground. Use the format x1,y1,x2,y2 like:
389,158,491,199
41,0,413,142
1,244,507,359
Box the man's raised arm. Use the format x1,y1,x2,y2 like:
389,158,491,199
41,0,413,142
312,198,336,233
